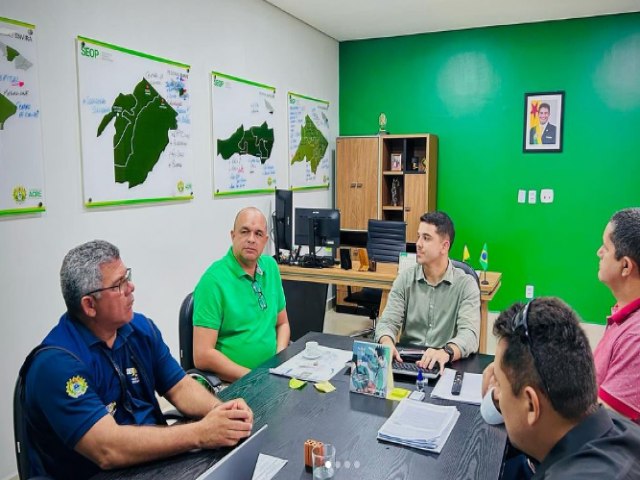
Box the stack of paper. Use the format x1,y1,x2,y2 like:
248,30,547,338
430,368,483,405
269,346,352,382
377,400,460,453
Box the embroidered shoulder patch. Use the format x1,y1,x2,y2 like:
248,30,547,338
66,375,88,398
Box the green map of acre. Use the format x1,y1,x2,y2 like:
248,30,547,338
97,78,177,188
0,43,23,129
0,92,16,130
217,122,274,163
291,114,328,174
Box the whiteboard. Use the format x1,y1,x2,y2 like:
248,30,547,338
0,16,45,215
288,92,330,191
211,71,279,196
76,36,193,207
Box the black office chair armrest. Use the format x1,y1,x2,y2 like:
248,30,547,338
187,368,223,392
163,369,223,422
345,287,383,304
162,410,186,422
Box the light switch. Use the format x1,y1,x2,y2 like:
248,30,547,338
528,190,537,204
525,285,534,299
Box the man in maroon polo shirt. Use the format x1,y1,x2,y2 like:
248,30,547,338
595,208,640,422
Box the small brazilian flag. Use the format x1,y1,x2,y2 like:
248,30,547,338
462,245,470,263
479,243,489,271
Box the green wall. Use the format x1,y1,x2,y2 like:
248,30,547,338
339,13,640,324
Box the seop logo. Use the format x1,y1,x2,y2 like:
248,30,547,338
81,45,100,58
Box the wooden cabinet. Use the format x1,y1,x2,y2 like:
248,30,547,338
336,134,438,241
336,137,380,230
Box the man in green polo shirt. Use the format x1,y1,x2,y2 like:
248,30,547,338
193,207,291,382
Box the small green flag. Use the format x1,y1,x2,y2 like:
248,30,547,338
479,243,489,271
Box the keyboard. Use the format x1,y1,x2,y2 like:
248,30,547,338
299,255,336,268
392,361,440,379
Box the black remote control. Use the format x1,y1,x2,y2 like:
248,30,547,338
451,370,464,395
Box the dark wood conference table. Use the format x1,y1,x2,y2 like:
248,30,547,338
92,333,507,480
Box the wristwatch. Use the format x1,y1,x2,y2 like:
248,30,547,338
442,344,455,364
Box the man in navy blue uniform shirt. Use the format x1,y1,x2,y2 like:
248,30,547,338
21,240,253,479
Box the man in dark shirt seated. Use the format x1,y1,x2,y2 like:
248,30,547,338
21,240,253,480
491,297,640,479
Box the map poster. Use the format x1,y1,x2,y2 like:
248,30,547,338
76,36,193,207
212,72,278,196
0,17,45,216
287,92,330,191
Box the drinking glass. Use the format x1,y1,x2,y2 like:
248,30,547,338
312,443,336,479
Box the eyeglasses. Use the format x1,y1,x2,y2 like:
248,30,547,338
85,268,132,297
512,301,551,396
251,280,267,310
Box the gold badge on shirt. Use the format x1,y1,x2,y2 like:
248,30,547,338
65,376,88,398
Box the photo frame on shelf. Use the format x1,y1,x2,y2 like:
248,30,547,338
523,91,564,153
390,153,402,171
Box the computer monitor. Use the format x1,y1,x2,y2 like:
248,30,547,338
273,189,293,260
294,208,341,262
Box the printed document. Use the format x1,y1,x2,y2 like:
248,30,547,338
430,368,483,405
269,346,352,382
377,400,459,453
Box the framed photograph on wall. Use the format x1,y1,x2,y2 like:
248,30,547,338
390,153,402,171
523,91,564,153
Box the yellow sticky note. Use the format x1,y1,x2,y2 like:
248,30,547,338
289,378,307,389
314,381,336,393
388,387,411,401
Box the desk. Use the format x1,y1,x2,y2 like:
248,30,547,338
93,333,507,480
477,271,501,354
280,263,502,354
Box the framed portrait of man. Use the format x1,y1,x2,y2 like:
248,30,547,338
523,91,564,153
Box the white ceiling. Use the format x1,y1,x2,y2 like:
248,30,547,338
264,0,640,41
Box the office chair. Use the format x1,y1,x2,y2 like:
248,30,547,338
451,259,480,287
13,367,55,480
178,292,223,393
346,219,406,338
14,373,29,480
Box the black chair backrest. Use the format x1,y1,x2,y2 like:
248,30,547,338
14,352,51,480
451,259,480,287
367,219,406,263
14,374,30,480
178,292,195,371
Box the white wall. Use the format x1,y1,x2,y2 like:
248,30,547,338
0,0,338,476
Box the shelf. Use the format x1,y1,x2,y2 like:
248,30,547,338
337,133,437,238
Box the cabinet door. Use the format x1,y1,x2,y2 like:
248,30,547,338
404,174,427,240
336,138,379,230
